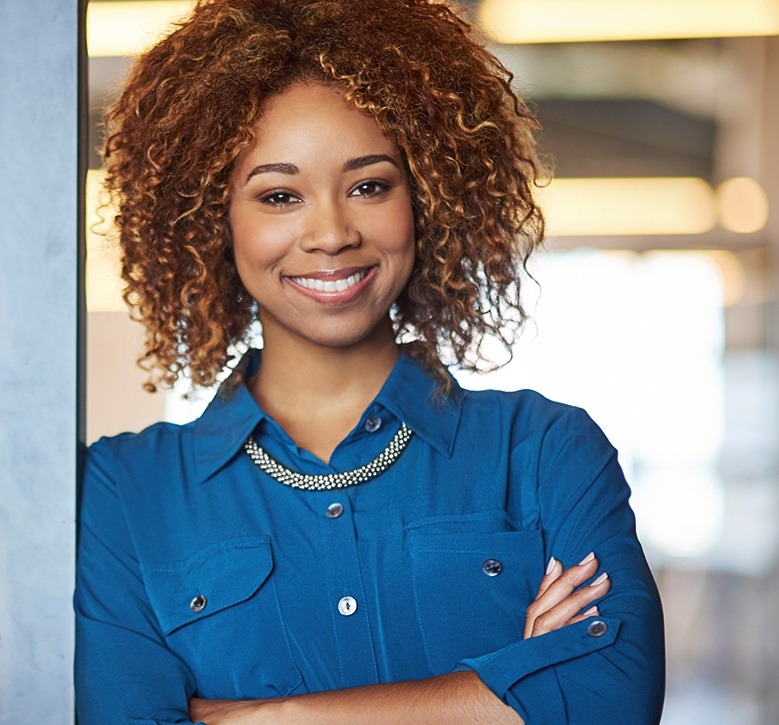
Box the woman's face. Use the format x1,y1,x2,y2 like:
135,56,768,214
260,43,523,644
229,82,416,352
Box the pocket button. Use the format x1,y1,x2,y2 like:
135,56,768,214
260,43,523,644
189,595,207,613
482,558,502,576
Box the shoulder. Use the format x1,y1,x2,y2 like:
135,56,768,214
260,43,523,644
88,420,193,471
456,385,616,477
460,386,602,441
84,420,197,503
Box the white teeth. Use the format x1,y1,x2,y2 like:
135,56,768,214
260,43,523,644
291,270,368,292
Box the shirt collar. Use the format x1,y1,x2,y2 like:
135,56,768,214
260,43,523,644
192,350,266,484
374,351,462,458
192,347,463,483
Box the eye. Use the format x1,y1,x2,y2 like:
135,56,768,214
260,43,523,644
259,191,302,208
349,180,390,198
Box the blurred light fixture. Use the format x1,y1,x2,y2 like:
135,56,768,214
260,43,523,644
86,169,125,312
87,1,195,57
479,0,779,44
536,177,717,236
702,250,746,306
716,177,770,234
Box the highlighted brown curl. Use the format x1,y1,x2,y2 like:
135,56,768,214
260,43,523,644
102,0,547,391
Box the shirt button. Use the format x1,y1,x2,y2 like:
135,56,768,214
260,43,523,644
326,502,344,519
482,558,502,576
588,620,608,637
364,415,382,433
338,596,358,616
190,595,207,613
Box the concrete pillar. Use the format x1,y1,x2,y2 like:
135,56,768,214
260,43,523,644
0,0,85,721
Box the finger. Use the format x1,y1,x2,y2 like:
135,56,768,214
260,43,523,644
529,573,611,637
525,557,564,638
534,550,597,603
525,554,600,638
528,580,610,638
535,556,563,599
530,552,600,611
568,605,600,627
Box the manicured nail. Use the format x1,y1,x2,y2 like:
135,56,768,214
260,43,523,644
579,552,595,565
583,606,599,616
546,557,556,574
589,572,609,586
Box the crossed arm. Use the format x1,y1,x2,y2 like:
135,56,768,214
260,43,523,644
189,555,610,724
77,411,662,724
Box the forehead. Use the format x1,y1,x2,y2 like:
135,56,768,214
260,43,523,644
241,82,399,161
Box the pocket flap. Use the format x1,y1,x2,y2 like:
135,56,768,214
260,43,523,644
142,536,273,635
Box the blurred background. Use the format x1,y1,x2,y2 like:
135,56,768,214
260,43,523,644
85,1,779,721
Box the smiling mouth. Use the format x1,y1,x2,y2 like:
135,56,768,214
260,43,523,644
288,269,370,293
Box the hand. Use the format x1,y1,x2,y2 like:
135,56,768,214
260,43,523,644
523,551,610,639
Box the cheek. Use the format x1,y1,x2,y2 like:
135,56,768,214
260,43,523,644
384,197,416,255
398,204,417,271
230,215,287,273
392,200,417,290
387,215,417,295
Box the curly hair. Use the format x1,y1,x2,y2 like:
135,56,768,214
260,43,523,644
103,0,546,391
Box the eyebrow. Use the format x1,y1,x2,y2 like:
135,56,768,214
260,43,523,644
342,154,399,172
244,162,299,184
244,154,399,184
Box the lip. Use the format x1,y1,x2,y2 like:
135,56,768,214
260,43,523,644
287,266,368,282
284,265,377,305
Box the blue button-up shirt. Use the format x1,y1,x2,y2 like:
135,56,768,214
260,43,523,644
75,350,664,724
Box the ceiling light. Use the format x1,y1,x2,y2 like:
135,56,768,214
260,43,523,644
716,177,769,234
87,1,195,57
479,0,779,44
536,177,717,237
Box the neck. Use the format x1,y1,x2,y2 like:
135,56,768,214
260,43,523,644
249,321,400,423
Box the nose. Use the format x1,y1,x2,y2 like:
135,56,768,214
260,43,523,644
300,199,361,254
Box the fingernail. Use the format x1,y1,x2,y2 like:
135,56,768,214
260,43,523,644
546,557,556,574
583,606,599,616
589,572,609,586
579,552,595,565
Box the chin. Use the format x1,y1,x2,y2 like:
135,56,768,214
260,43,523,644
309,331,381,350
304,318,395,350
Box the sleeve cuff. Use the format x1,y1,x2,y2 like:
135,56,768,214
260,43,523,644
455,616,621,722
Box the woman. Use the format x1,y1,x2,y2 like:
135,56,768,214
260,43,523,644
75,0,665,722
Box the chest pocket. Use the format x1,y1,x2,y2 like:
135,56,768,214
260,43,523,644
407,524,543,674
141,536,302,698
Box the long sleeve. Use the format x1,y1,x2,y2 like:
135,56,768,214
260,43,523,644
455,408,665,724
74,438,201,725
73,354,665,722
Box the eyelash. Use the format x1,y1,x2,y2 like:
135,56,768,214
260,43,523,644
349,180,391,198
259,191,301,208
258,180,391,208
